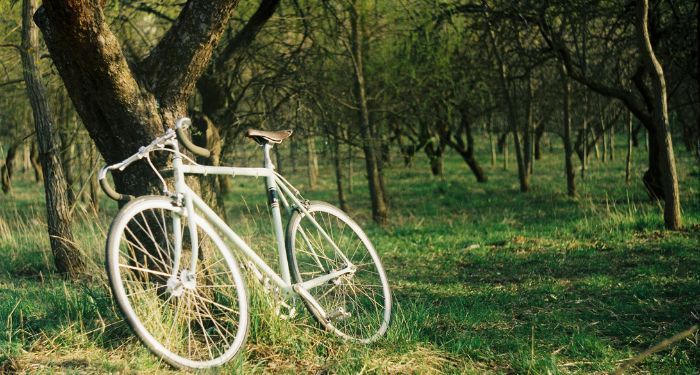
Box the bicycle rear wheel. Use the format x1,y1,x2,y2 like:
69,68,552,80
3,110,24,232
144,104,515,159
286,201,391,343
106,196,248,369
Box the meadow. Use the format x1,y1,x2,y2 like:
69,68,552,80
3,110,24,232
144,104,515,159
0,137,698,374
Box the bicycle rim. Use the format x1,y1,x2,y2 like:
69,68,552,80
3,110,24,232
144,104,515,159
106,196,248,369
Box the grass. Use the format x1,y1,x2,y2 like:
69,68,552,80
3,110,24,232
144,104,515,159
0,136,698,374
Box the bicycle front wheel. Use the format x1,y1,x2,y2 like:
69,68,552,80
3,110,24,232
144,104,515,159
286,201,392,343
106,196,248,369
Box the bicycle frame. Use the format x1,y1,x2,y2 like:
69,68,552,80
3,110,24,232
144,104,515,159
164,139,354,314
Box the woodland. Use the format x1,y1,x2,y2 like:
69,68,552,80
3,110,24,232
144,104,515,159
0,0,698,373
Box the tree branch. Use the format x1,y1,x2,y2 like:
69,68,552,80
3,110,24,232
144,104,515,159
214,0,280,73
537,13,653,127
140,0,242,108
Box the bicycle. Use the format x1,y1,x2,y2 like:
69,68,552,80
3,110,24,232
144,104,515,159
98,118,392,369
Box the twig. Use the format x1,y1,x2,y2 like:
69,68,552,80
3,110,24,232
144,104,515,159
614,325,698,374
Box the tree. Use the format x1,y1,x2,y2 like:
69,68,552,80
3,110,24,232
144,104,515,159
34,0,244,198
20,0,84,276
537,0,684,229
635,0,681,230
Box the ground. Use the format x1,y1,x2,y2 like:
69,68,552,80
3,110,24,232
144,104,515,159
0,136,698,374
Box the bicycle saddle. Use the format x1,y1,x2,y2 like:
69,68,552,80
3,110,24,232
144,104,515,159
245,129,293,144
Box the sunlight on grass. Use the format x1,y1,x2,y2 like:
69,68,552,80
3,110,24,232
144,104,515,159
1,140,698,373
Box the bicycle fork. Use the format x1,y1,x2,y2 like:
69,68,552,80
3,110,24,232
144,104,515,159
166,152,200,296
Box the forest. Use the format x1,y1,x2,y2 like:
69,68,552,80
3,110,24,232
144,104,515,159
0,0,698,373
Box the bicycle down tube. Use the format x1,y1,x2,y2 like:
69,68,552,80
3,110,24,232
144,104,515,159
173,146,356,304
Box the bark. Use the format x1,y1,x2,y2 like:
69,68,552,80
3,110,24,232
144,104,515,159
307,135,319,189
58,128,75,204
347,141,353,194
581,93,588,179
601,112,608,163
57,94,76,204
35,0,242,199
424,139,445,176
88,144,99,212
560,65,576,197
608,123,615,161
349,1,387,224
332,125,348,212
191,113,227,222
485,20,528,191
502,133,509,170
524,71,534,176
30,141,43,183
488,114,497,167
290,138,298,173
637,0,682,230
626,111,633,185
1,143,19,193
632,123,642,147
590,125,600,160
446,108,487,182
534,122,545,160
21,0,84,276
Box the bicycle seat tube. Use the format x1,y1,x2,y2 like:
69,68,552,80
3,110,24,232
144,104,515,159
263,143,292,284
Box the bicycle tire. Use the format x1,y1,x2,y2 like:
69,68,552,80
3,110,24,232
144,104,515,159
286,201,392,343
106,196,249,369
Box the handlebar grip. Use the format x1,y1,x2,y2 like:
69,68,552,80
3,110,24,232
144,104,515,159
99,167,134,202
175,117,211,158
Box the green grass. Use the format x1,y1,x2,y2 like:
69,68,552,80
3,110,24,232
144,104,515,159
0,137,698,374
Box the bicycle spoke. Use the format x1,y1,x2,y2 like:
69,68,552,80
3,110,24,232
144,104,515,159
291,203,390,342
110,200,246,367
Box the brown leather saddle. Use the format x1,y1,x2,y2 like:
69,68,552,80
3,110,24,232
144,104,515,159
245,129,293,145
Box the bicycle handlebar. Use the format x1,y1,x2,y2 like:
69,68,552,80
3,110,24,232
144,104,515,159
175,118,211,158
99,117,212,202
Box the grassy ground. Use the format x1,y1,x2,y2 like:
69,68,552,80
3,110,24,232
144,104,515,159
0,136,698,374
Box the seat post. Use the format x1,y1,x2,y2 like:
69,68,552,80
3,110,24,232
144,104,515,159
262,143,274,170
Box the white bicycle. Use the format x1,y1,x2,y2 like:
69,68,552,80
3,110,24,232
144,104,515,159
98,118,391,369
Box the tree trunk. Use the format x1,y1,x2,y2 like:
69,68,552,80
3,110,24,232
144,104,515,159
631,123,642,147
590,125,600,160
89,144,100,213
424,140,444,176
503,133,509,170
349,1,387,224
449,108,487,182
347,142,353,194
488,115,497,167
534,123,545,160
307,135,318,190
608,123,615,161
560,65,576,198
1,143,19,194
21,0,84,276
58,127,76,204
512,128,529,192
581,94,588,179
30,141,43,183
601,112,608,163
626,111,633,185
524,72,534,176
35,0,242,200
332,125,348,212
290,138,298,173
191,113,227,221
637,0,682,230
485,21,528,192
